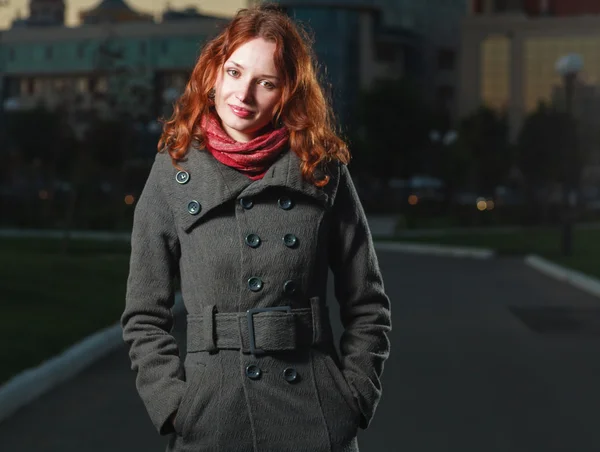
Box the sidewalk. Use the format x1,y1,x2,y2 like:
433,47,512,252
0,310,189,451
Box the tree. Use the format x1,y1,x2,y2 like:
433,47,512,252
516,102,581,222
456,106,512,196
348,77,431,180
4,106,78,229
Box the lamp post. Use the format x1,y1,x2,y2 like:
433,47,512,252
555,53,583,257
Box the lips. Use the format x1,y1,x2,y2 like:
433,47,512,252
229,105,254,118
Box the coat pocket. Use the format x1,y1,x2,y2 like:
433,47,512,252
173,363,207,437
321,353,361,419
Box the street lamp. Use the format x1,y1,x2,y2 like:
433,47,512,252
555,53,583,256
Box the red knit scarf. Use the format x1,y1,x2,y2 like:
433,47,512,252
200,111,290,181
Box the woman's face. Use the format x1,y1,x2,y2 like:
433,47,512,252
213,37,283,142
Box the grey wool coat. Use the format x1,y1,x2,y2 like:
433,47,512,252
121,144,392,452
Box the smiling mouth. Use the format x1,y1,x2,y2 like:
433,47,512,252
229,105,254,118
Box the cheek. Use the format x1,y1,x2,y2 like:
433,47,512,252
260,92,282,113
214,76,231,100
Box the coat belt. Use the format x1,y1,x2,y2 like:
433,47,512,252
186,297,332,355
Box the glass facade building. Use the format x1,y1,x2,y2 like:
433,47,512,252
268,0,467,127
283,6,362,130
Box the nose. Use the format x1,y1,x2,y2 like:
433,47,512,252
235,81,254,103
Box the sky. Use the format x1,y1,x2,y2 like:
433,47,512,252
0,0,248,29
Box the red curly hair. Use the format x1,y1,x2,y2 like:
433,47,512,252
157,3,350,187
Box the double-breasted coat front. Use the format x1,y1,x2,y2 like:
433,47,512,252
121,144,392,452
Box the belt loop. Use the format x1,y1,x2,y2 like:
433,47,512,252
203,304,218,354
310,297,322,345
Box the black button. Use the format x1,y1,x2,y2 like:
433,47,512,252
283,367,298,383
283,279,297,294
240,198,254,209
175,171,189,184
245,234,261,248
187,200,201,215
283,234,298,248
278,196,293,210
248,277,263,292
246,364,262,380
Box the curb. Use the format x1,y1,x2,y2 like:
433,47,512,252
524,254,600,299
0,293,185,424
374,241,496,259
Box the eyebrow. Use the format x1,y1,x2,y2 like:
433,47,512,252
228,61,280,80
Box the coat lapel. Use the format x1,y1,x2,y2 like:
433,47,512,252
170,147,252,233
171,146,334,233
238,148,331,206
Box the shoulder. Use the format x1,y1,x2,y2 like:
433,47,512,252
149,147,198,192
153,149,177,176
321,160,352,204
137,150,182,207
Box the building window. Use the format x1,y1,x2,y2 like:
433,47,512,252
77,78,88,93
437,47,456,71
46,46,53,60
97,77,108,93
34,79,44,94
480,35,511,111
9,47,15,62
54,79,65,91
22,79,35,95
161,41,169,54
140,42,147,57
77,43,85,59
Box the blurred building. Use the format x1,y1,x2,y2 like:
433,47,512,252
162,5,208,21
253,1,424,131
374,0,468,119
460,0,600,144
10,0,66,27
471,0,600,16
79,0,154,25
257,0,468,127
0,14,229,134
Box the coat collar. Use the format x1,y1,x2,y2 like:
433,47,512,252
170,146,333,233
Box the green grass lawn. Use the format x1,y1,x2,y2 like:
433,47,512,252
0,238,131,385
377,227,600,280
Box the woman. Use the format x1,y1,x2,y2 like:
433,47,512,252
121,4,392,451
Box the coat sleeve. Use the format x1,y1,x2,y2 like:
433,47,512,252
328,163,392,430
121,151,185,435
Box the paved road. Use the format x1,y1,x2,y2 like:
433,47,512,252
1,252,600,451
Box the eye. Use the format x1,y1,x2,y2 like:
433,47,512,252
260,80,276,90
226,68,240,77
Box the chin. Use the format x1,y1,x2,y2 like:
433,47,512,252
225,118,267,136
224,119,254,134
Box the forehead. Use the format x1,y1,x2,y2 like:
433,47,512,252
226,38,279,72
